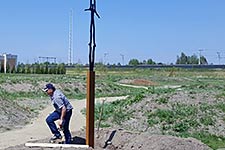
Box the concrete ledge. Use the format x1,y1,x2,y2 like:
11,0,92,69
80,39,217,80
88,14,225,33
25,142,89,148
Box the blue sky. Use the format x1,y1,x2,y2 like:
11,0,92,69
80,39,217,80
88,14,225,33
0,0,225,65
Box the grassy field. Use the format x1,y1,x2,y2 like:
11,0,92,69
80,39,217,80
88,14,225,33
1,68,225,149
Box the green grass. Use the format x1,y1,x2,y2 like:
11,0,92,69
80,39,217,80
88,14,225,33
154,97,169,104
93,93,145,127
178,132,225,150
147,103,200,133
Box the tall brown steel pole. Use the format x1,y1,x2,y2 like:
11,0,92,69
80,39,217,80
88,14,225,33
85,0,100,148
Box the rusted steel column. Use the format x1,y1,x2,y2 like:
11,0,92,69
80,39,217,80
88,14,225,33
85,0,99,148
86,71,95,148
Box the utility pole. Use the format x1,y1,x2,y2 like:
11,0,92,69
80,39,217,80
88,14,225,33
68,9,73,66
120,54,124,65
217,52,221,65
104,52,108,65
85,0,100,148
199,49,203,65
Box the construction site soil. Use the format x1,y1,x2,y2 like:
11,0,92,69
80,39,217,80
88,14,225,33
0,79,214,150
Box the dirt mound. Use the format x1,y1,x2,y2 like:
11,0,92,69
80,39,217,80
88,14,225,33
95,128,210,150
0,99,34,133
6,128,210,150
0,83,36,93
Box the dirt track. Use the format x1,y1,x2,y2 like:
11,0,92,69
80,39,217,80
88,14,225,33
0,96,127,150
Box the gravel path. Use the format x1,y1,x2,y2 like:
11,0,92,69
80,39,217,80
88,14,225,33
0,96,127,150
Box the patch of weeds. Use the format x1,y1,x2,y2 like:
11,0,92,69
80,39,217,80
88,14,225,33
94,102,120,126
147,118,159,127
173,121,189,132
30,108,38,113
189,90,197,94
223,117,225,122
110,94,145,107
162,124,172,131
215,102,225,112
64,88,71,92
215,93,225,99
148,86,155,93
112,106,130,125
73,87,80,93
149,109,175,124
125,93,145,105
199,103,212,112
147,103,199,133
188,119,200,128
93,95,143,127
154,97,169,104
200,116,215,126
99,123,110,128
0,90,45,100
67,93,85,100
172,103,198,117
180,132,225,150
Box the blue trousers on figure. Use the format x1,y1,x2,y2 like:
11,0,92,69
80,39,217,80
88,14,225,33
46,110,72,144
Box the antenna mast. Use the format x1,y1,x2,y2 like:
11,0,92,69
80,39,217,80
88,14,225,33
68,9,73,66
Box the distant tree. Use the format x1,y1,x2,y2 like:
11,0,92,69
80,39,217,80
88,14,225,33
95,62,104,68
188,54,199,64
142,60,147,64
147,59,156,65
35,63,41,74
21,65,26,73
56,63,66,74
16,63,21,73
39,63,45,74
25,64,31,74
176,52,208,65
11,66,16,73
49,64,56,74
129,59,139,66
111,64,116,68
200,56,208,64
176,52,188,64
11,62,66,74
44,64,48,74
31,64,35,74
17,63,25,73
43,62,50,74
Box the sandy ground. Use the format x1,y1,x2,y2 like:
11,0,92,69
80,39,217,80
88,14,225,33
116,83,148,89
0,96,127,150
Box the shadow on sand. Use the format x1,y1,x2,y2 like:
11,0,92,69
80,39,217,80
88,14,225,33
71,136,86,145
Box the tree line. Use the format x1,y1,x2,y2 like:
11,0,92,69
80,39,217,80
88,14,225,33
0,62,66,74
176,52,207,65
128,52,208,66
